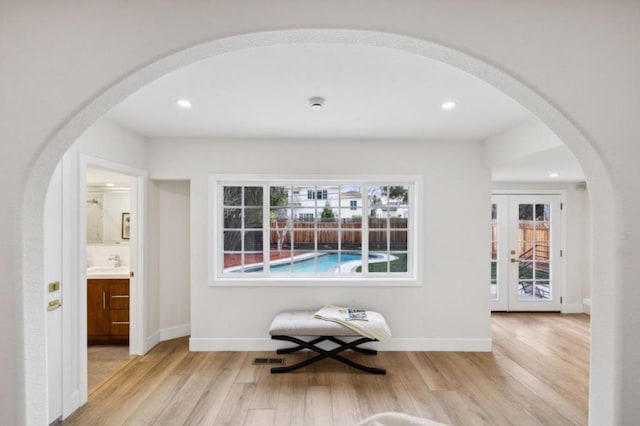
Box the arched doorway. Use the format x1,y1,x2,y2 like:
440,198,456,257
23,29,615,424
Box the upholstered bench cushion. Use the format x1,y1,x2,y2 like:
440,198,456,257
269,310,360,337
269,309,386,375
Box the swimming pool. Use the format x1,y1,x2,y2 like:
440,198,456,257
240,252,366,273
271,253,363,273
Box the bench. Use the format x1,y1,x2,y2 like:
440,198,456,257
269,310,386,375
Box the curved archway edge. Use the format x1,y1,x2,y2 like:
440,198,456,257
23,29,618,424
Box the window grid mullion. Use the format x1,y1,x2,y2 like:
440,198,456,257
362,184,370,277
314,188,318,272
337,185,342,274
264,184,270,276
240,187,245,271
219,180,412,279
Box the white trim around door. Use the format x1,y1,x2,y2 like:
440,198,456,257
68,154,147,412
490,191,566,312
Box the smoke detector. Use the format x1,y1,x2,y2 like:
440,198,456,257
309,97,325,109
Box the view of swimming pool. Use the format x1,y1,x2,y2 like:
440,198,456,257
245,253,365,273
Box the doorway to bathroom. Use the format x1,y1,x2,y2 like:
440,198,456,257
85,166,135,391
80,155,147,396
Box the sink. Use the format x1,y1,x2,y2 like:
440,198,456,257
87,266,130,278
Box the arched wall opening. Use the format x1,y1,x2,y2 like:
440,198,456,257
23,29,617,424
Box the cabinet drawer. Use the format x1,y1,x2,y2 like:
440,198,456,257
110,294,129,310
109,280,129,296
109,280,129,309
110,309,129,336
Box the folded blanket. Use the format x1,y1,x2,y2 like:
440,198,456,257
314,305,392,342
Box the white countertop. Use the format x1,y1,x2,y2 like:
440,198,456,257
87,266,130,279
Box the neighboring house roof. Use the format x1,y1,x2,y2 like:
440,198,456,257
341,191,362,198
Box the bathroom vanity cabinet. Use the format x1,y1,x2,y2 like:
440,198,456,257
87,278,129,344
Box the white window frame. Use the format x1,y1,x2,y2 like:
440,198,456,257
209,174,423,287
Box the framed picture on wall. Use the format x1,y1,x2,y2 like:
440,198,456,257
121,212,130,240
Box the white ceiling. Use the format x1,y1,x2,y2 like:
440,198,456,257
491,146,585,183
107,43,533,140
106,42,584,182
87,168,132,188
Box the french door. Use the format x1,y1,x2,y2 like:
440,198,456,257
491,194,563,311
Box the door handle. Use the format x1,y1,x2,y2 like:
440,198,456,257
47,299,62,311
510,258,519,263
102,291,106,310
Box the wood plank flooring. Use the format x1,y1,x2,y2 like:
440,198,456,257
63,313,590,425
88,345,135,392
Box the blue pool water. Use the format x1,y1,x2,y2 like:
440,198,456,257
264,253,363,273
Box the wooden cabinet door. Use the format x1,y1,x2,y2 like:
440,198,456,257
87,280,110,336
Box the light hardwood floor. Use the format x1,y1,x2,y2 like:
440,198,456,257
88,345,135,392
63,313,589,425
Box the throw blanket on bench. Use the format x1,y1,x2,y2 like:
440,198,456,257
314,305,392,342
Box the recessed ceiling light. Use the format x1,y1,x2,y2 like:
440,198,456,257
441,100,457,110
105,183,115,187
309,97,325,110
549,172,560,178
176,99,192,109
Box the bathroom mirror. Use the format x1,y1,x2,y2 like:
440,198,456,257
87,168,132,244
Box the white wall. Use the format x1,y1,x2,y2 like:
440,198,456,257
146,180,192,348
5,4,639,425
584,188,592,301
148,138,491,350
484,118,563,167
86,244,130,268
44,163,63,423
73,120,148,169
145,180,160,350
51,118,149,415
492,182,591,313
157,181,191,341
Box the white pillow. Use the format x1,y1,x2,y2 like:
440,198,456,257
356,412,449,426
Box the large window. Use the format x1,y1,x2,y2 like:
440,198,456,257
213,177,418,283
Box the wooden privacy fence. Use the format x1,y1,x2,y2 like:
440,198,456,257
270,218,408,247
491,222,550,261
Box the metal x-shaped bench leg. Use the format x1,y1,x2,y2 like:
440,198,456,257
271,335,386,375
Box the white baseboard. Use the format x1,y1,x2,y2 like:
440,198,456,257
583,298,591,315
145,331,160,353
189,337,492,352
562,303,584,314
160,324,191,342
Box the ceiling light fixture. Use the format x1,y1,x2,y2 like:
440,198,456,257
176,99,192,109
105,183,115,187
549,172,560,178
441,100,457,110
309,96,325,110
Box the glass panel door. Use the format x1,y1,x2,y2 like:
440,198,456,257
508,195,562,311
490,195,509,311
490,194,562,311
